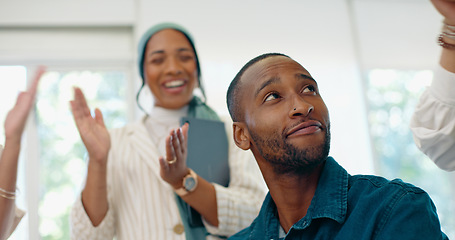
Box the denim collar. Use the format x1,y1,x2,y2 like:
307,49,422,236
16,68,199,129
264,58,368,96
302,156,348,224
261,157,348,237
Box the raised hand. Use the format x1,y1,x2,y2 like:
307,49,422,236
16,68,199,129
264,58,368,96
70,87,111,164
431,0,455,24
159,122,190,188
4,67,45,145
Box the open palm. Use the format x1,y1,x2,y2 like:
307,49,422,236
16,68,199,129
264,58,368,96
70,87,111,164
4,67,44,144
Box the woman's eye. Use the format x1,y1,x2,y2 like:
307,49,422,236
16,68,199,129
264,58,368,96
180,55,194,62
264,93,280,102
302,85,316,93
150,58,164,64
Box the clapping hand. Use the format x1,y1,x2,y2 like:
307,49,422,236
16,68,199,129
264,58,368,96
70,87,111,165
159,123,190,189
4,67,45,145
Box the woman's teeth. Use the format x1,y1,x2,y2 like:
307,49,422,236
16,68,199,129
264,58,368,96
165,80,185,88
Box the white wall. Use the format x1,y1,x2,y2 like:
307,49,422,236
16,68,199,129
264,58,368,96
353,0,441,70
0,0,134,26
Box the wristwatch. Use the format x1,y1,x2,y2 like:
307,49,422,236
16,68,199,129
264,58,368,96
174,169,198,196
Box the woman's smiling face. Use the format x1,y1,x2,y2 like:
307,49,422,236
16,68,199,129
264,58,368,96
143,29,198,109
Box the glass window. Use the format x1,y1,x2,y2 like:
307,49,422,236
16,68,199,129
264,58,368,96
366,69,454,237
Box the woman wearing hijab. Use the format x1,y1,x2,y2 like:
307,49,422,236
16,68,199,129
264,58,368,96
70,23,266,240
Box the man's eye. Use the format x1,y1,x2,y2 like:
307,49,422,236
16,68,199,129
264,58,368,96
303,85,316,93
264,93,280,102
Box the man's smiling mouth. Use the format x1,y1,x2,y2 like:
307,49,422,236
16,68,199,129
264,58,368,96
286,120,322,138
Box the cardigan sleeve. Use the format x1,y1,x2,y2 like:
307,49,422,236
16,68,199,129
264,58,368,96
5,206,25,238
410,65,455,171
70,132,117,240
203,116,267,237
70,194,116,240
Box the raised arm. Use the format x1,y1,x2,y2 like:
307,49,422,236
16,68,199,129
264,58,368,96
0,67,43,239
70,87,111,226
410,0,455,171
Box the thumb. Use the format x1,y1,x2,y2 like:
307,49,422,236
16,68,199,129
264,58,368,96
94,108,106,128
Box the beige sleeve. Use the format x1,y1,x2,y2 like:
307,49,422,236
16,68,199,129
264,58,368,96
70,194,116,240
6,206,25,237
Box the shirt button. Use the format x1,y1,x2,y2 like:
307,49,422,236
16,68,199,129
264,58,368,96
173,223,184,235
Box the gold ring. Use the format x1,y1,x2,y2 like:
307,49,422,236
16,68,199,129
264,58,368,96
167,158,177,164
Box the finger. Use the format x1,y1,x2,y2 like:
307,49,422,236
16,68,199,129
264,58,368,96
28,66,45,100
181,122,189,152
70,100,81,121
77,88,92,117
181,122,189,137
94,108,106,128
7,66,45,121
70,94,93,131
70,91,87,121
171,129,183,158
165,133,175,163
70,100,87,132
13,92,27,108
16,90,35,113
176,123,189,156
176,127,185,155
73,87,91,118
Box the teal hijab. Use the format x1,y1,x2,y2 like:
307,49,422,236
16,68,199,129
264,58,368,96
137,23,220,240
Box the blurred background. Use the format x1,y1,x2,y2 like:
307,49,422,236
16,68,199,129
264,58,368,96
0,0,454,239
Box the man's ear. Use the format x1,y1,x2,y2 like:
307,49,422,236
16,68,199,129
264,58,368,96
232,122,251,150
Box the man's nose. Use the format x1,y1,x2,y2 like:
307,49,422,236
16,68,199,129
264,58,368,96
289,95,314,118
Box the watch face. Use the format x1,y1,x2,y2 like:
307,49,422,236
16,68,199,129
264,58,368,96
184,177,197,191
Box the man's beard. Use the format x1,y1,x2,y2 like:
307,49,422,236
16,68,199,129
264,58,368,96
249,123,331,176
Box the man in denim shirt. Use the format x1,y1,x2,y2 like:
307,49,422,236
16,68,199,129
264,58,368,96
226,53,448,240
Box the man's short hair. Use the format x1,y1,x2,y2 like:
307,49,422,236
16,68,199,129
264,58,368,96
226,53,290,122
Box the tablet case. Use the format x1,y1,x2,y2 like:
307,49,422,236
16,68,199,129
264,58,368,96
180,117,230,227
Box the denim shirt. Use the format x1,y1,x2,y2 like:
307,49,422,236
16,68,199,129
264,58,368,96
229,157,448,240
